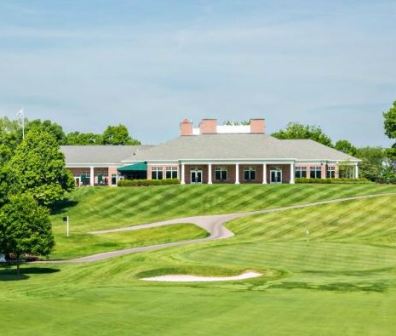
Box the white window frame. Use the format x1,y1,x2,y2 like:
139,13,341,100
215,167,228,181
295,166,307,178
310,166,321,179
111,174,118,185
243,167,256,181
166,166,178,179
270,169,282,184
326,166,336,179
190,169,203,184
151,167,163,180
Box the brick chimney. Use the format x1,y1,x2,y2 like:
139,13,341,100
250,118,265,134
180,118,193,136
199,119,217,134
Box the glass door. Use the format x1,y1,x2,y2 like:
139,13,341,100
270,170,282,184
191,170,203,184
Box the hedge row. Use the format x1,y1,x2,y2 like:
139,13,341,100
295,178,372,184
118,179,180,187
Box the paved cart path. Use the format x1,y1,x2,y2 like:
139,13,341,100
40,192,396,263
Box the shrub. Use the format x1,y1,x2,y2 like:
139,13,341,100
118,179,180,187
295,178,372,184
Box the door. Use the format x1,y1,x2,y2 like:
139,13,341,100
191,170,203,184
270,170,282,184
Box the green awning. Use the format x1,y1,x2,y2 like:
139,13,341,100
118,162,147,172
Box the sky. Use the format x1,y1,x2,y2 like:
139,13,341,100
0,0,395,146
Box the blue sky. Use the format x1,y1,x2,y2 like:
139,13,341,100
0,0,395,146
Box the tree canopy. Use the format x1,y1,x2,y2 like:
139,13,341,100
0,194,54,272
384,101,396,140
65,131,103,145
384,101,396,161
0,117,22,167
26,119,66,144
335,139,357,156
102,124,141,145
272,122,333,147
7,129,74,207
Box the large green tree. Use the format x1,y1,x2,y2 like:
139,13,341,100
335,139,357,156
26,119,66,144
0,194,54,273
102,124,140,145
7,129,74,207
272,122,333,147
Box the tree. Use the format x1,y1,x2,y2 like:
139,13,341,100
0,194,54,273
384,101,396,163
335,139,357,156
102,124,140,145
7,129,74,207
0,166,15,207
384,101,396,140
65,131,103,145
26,119,66,144
355,147,387,181
272,122,333,147
0,117,22,167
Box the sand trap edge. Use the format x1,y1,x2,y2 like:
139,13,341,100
141,271,262,282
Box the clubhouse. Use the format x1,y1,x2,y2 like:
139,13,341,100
62,118,360,186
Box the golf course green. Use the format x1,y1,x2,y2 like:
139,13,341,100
1,184,396,336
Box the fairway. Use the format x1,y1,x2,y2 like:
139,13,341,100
1,184,396,336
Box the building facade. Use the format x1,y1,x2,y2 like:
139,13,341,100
62,118,360,186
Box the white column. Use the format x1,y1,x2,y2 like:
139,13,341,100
290,163,295,184
90,166,94,186
181,163,185,184
208,163,212,184
262,164,267,184
355,164,359,179
235,163,240,184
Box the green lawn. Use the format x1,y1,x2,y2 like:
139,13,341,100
52,183,396,232
1,184,396,336
51,223,208,259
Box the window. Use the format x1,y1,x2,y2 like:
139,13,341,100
151,167,163,180
166,167,178,179
80,172,90,185
244,167,256,181
310,166,322,179
215,167,228,181
295,166,307,178
326,166,336,178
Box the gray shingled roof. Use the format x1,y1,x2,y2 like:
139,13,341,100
61,145,152,165
123,134,359,162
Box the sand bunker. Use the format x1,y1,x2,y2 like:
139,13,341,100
141,271,261,282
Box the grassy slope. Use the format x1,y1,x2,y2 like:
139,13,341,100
52,184,396,232
52,224,208,259
1,185,396,335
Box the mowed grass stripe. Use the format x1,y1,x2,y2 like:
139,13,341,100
184,241,396,272
52,184,396,233
227,196,396,244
